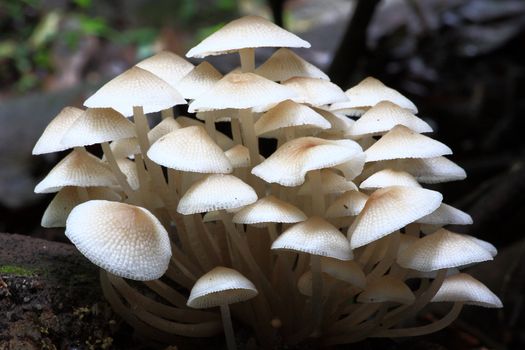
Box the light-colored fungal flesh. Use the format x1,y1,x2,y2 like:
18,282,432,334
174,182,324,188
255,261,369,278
176,61,223,99
232,195,307,225
325,190,369,218
360,169,421,190
416,203,473,225
357,276,415,304
33,106,84,155
282,77,348,106
431,273,502,308
298,169,357,195
136,51,194,88
255,48,329,82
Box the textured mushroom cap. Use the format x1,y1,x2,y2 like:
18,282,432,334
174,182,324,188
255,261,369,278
332,154,367,181
148,126,232,173
35,149,117,193
232,195,307,225
314,108,354,137
84,67,186,116
33,106,84,155
348,101,432,138
147,117,181,144
463,235,497,257
187,267,258,308
254,100,330,136
271,216,352,260
252,137,362,186
397,229,493,271
65,200,171,280
330,76,418,114
348,186,442,248
110,137,140,159
298,169,357,195
176,61,222,99
282,77,348,106
431,273,502,308
363,157,467,184
325,190,369,218
360,169,421,190
186,15,310,58
176,116,234,150
136,51,194,88
416,203,473,226
188,72,297,113
115,158,140,191
364,125,452,163
320,257,366,288
255,48,329,82
61,108,135,148
177,174,257,214
357,276,415,304
41,187,120,228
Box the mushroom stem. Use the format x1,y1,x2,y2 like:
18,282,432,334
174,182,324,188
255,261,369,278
204,114,217,142
161,108,174,120
239,48,255,73
367,233,399,280
76,186,89,202
101,141,138,203
231,117,243,145
220,304,237,350
309,170,325,216
310,254,323,333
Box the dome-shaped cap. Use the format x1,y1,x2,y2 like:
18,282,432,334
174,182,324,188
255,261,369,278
330,77,417,114
348,186,442,249
463,235,497,257
313,108,354,137
297,270,336,297
360,169,421,190
65,200,171,280
298,169,357,195
271,216,352,260
325,190,369,218
136,51,194,88
176,116,234,150
33,106,83,155
84,67,186,116
41,187,120,228
110,137,140,159
187,266,258,308
282,77,348,106
416,203,473,226
177,174,257,214
188,72,297,113
186,15,310,58
61,108,135,148
357,276,415,304
320,257,366,289
35,149,117,193
232,195,307,225
147,117,181,144
255,48,329,82
364,125,452,162
397,228,493,271
431,273,502,308
148,126,232,173
348,101,432,138
114,158,140,191
176,61,222,100
252,137,362,187
224,145,251,168
254,100,330,136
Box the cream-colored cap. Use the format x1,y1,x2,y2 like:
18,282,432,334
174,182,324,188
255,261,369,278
298,169,357,195
320,257,366,289
186,15,310,58
136,51,194,88
282,77,348,106
147,117,181,144
176,61,222,100
109,137,140,159
176,116,235,150
416,203,472,226
360,169,421,190
431,273,502,308
325,190,369,218
357,276,415,304
232,195,307,225
255,48,329,82
33,106,83,155
65,200,172,280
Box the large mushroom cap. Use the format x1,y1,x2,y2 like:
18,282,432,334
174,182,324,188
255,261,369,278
175,61,222,100
255,48,329,82
186,15,310,58
84,67,186,116
282,77,348,106
33,106,84,155
431,273,502,308
360,169,421,190
187,267,258,309
65,200,172,280
136,51,194,88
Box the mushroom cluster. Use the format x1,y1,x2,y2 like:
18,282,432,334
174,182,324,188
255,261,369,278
34,16,501,348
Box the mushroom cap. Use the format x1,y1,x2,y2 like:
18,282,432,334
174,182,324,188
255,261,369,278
313,108,354,137
41,187,120,228
187,266,258,308
254,100,330,136
224,145,251,168
271,216,352,260
176,116,235,150
347,101,432,138
148,126,232,173
110,137,140,159
431,273,502,308
35,149,117,193
332,153,367,181
252,137,362,187
255,48,329,82
136,51,194,88
84,67,186,116
196,109,237,123
188,72,297,113
325,190,369,218
147,117,182,144
348,186,442,249
177,174,257,214
282,77,348,106
360,169,421,190
176,61,223,100
357,276,415,304
298,169,357,195
65,200,172,280
397,228,493,271
416,203,473,226
232,195,307,225
320,257,366,289
362,157,467,184
33,106,84,155
330,76,417,114
186,15,310,58
364,125,452,163
61,108,135,148
462,235,497,257
297,270,336,297
114,158,140,191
